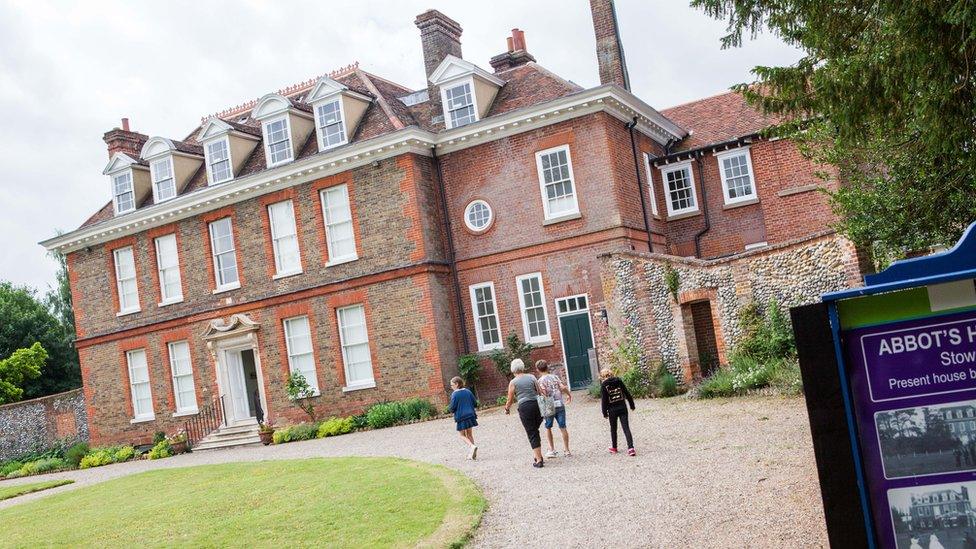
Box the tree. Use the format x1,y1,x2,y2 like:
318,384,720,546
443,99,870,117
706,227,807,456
0,343,47,404
488,333,535,380
0,282,80,399
691,0,976,260
285,372,317,422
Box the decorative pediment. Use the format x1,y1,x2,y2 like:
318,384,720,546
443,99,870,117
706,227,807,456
429,55,504,86
197,118,233,142
140,136,176,160
252,93,292,120
102,152,141,175
306,77,348,104
202,313,261,340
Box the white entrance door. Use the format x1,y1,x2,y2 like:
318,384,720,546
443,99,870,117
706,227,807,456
224,349,251,423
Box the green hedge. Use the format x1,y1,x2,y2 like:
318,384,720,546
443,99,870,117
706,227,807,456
79,446,137,469
317,417,354,438
272,397,439,445
365,398,436,429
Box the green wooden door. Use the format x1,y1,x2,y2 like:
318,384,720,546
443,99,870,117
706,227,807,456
560,313,594,389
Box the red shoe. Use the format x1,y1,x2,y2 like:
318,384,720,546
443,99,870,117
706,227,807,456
609,447,618,454
627,448,636,457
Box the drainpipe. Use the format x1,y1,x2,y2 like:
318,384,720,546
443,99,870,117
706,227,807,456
626,117,653,253
693,150,711,258
430,147,470,355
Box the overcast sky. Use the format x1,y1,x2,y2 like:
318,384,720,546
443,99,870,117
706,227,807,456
0,0,801,293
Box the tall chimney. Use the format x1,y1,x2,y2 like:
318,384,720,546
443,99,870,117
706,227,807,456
489,28,536,73
103,119,147,159
415,10,463,97
590,0,630,90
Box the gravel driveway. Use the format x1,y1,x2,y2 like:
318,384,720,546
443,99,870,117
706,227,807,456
0,395,828,548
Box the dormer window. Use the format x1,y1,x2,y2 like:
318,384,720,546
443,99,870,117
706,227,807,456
206,139,232,184
264,117,293,166
444,82,476,128
113,171,135,214
150,157,176,203
315,100,346,150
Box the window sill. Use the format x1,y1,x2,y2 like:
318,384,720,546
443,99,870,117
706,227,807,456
325,256,358,267
172,409,199,417
776,184,819,197
744,241,769,251
117,308,141,317
273,270,303,280
130,416,155,424
213,283,241,295
542,212,582,226
722,197,759,210
157,298,183,308
476,344,503,353
527,339,554,348
666,210,701,221
342,381,377,393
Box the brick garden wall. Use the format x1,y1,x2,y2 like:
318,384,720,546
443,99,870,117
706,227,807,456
0,389,88,461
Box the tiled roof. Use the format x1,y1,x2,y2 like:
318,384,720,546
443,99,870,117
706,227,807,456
661,91,781,152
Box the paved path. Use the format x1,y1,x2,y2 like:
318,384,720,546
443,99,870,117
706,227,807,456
0,395,828,548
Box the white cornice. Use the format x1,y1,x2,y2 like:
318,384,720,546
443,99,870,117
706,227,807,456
429,55,504,87
44,85,687,253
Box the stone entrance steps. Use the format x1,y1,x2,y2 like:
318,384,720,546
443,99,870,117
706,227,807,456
193,418,262,451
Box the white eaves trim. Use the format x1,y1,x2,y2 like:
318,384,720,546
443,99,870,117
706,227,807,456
429,55,504,87
102,152,142,176
43,84,688,253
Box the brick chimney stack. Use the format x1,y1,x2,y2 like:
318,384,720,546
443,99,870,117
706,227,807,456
489,28,536,72
590,0,630,90
415,10,463,84
103,118,148,159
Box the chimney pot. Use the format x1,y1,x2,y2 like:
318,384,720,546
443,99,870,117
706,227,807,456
507,36,515,53
490,28,536,72
121,117,130,131
590,0,631,90
511,28,526,52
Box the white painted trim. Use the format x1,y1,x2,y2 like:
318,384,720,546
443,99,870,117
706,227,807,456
642,152,659,217
463,200,494,232
172,409,199,418
469,281,503,352
212,282,241,294
553,294,596,385
262,114,294,168
325,256,358,268
715,147,758,206
342,380,377,393
319,184,359,265
313,98,349,152
267,199,303,276
535,144,581,221
744,241,768,251
113,246,140,314
153,233,183,304
208,218,240,291
167,340,198,415
440,76,479,130
429,55,504,87
111,169,137,215
204,136,234,186
126,348,154,421
282,315,320,395
515,272,552,345
252,93,292,120
659,161,699,217
150,156,178,204
336,304,375,388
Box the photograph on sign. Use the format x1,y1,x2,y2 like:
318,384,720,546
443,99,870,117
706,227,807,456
876,400,976,479
888,481,976,549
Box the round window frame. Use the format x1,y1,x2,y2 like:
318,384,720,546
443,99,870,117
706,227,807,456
463,200,495,234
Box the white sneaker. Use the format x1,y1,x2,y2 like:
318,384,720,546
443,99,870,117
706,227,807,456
545,450,558,458
470,445,478,460
563,451,572,457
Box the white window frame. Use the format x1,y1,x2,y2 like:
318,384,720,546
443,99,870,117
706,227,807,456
150,156,177,204
113,246,140,315
208,218,240,292
337,304,375,391
515,272,551,344
659,161,699,217
168,341,198,415
126,349,154,422
463,200,494,233
469,282,503,352
642,153,659,217
283,316,320,396
154,234,183,305
534,144,581,221
205,137,233,185
440,78,478,129
715,147,758,205
262,115,294,167
314,98,348,151
319,184,358,266
112,170,136,215
267,200,303,278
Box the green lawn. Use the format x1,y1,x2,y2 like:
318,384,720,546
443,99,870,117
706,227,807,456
0,479,73,501
0,458,484,548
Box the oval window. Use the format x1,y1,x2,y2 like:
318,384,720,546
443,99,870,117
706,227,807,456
464,200,493,232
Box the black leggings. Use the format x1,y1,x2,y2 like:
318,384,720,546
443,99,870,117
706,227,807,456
609,408,634,449
518,400,543,450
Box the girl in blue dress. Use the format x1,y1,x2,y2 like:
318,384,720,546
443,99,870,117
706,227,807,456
449,376,479,460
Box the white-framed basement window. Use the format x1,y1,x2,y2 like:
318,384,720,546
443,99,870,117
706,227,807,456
442,80,477,128
642,152,659,217
206,138,233,185
315,99,347,150
516,272,551,344
283,315,319,395
154,234,183,305
126,349,154,421
263,116,293,167
150,157,176,203
113,246,140,314
112,171,136,214
320,184,358,265
716,148,758,205
337,304,375,390
208,218,240,291
168,341,197,414
535,145,580,221
469,282,502,351
660,162,699,217
268,200,302,277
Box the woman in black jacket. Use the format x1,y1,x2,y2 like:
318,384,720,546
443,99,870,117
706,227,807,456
600,368,636,456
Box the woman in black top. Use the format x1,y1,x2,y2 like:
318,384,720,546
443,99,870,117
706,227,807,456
600,368,636,456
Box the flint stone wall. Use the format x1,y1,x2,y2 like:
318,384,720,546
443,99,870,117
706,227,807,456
0,388,88,460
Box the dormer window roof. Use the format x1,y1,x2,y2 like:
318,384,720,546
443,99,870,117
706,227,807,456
139,137,203,204
102,152,149,216
428,55,504,129
252,93,315,168
196,117,260,185
305,77,373,152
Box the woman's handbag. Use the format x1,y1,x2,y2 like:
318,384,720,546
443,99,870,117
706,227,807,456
537,394,556,418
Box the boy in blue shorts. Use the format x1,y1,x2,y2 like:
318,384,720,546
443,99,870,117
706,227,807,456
536,360,572,457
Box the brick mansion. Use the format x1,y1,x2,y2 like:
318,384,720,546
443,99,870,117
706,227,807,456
41,1,864,446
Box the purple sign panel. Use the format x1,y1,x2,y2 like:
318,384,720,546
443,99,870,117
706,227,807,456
844,309,976,549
